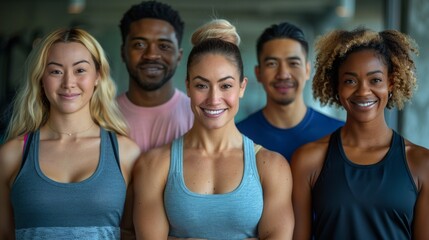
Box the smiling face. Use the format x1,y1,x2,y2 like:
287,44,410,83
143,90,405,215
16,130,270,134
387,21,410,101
42,42,99,115
338,49,392,123
187,53,247,130
255,38,310,106
121,18,182,92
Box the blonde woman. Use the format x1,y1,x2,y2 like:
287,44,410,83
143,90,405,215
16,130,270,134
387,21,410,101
0,28,140,239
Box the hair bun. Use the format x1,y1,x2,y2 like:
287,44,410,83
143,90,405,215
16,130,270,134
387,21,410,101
191,19,241,46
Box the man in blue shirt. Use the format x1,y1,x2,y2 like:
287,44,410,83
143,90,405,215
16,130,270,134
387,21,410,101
237,22,344,161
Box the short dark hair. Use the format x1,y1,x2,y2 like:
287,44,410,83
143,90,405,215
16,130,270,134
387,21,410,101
119,0,185,46
256,22,308,63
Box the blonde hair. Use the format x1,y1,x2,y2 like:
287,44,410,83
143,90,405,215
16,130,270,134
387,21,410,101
5,28,128,140
191,19,241,46
312,27,418,110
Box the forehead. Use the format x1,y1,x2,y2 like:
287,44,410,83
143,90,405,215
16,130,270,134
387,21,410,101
47,42,92,62
340,49,387,71
260,38,306,60
189,54,239,76
128,18,178,43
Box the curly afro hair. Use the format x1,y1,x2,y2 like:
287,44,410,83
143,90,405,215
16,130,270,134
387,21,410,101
312,27,418,110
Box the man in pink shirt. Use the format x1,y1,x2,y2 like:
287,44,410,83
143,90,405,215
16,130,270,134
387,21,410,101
117,1,193,152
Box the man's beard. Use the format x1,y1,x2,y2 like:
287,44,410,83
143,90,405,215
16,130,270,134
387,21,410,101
128,65,176,91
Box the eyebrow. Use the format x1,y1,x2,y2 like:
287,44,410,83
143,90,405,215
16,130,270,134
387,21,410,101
263,56,302,62
343,70,384,77
130,37,174,44
192,75,235,82
47,60,91,67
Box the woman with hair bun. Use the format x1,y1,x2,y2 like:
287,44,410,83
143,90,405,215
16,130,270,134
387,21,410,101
133,19,294,240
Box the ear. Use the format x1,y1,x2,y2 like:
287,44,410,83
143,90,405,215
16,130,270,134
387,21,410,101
177,48,184,64
185,79,190,97
239,77,248,98
305,61,311,81
254,65,261,83
120,45,125,62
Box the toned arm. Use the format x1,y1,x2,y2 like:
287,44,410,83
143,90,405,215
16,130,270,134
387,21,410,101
117,135,141,240
406,142,429,240
0,137,25,239
290,139,328,240
133,146,171,239
256,148,294,240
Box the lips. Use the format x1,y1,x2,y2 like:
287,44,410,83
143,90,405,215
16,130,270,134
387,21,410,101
59,93,80,100
202,108,226,117
351,99,377,108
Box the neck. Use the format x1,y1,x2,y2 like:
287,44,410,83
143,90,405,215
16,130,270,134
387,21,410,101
127,80,175,107
263,98,307,128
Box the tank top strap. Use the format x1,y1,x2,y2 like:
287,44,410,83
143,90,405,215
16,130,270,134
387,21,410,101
169,136,183,175
242,134,259,180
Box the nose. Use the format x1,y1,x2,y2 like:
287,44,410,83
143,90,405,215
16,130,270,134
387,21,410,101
206,86,221,105
143,43,161,60
356,80,371,95
61,71,76,89
276,62,291,80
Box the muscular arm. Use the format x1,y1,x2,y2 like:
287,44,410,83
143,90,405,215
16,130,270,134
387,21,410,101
0,138,24,239
133,147,170,239
117,136,141,239
291,139,328,240
406,143,429,240
256,149,294,240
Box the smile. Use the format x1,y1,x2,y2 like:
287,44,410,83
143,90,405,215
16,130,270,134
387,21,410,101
203,108,226,115
354,100,377,107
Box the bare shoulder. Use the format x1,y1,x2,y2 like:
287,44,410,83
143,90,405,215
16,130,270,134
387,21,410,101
256,147,291,183
116,135,141,163
0,136,25,185
291,134,331,186
404,139,429,185
134,143,171,178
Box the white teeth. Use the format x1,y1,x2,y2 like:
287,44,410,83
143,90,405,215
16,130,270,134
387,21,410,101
357,101,375,107
204,109,224,115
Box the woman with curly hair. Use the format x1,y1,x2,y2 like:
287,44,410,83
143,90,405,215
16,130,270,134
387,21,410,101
0,28,140,239
291,27,429,240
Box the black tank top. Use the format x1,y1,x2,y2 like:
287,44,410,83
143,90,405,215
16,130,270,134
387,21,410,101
312,128,418,240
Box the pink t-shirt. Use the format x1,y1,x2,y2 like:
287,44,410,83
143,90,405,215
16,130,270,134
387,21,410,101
117,89,194,152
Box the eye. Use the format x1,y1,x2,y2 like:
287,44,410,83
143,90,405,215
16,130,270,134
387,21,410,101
159,43,173,51
49,69,62,75
195,83,208,89
344,79,356,85
221,83,233,89
76,68,87,74
133,41,146,49
371,78,383,84
265,60,278,68
289,61,301,67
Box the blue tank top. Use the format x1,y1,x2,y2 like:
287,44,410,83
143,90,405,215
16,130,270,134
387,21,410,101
11,128,126,240
164,135,263,239
312,128,418,240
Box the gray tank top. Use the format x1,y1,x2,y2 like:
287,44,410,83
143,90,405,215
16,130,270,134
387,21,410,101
164,135,263,239
11,128,126,240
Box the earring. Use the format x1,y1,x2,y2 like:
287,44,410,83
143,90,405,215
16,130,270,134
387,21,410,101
335,94,339,101
388,92,392,99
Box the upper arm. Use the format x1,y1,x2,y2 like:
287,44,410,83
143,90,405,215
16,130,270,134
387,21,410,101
290,141,327,240
0,138,24,239
133,147,170,239
256,149,294,240
407,144,429,240
117,135,141,184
